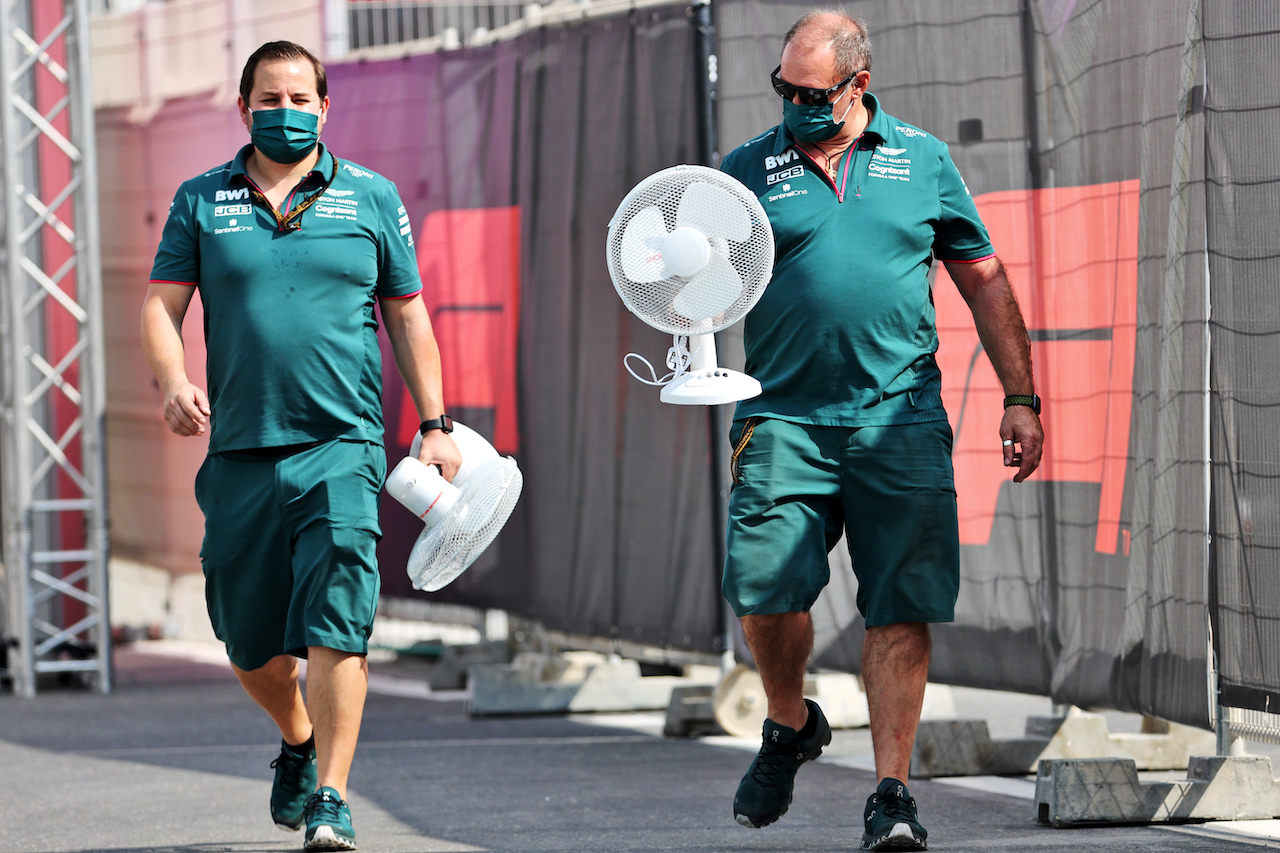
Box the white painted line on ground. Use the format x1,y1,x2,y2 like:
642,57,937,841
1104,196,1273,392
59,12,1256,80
366,672,469,702
85,733,660,757
1161,819,1280,846
568,711,666,735
822,755,878,773
701,734,764,752
934,774,1038,800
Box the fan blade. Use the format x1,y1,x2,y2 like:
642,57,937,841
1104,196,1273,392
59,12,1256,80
672,252,743,321
619,205,670,284
675,181,752,242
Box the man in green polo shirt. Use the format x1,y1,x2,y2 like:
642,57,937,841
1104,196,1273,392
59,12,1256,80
140,41,461,852
719,11,1043,851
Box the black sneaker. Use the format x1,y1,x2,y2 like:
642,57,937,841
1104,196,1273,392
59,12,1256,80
270,738,317,831
733,698,832,828
861,777,928,850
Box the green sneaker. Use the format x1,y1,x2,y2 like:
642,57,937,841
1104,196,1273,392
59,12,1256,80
861,777,927,850
304,786,357,851
733,699,832,828
270,738,317,831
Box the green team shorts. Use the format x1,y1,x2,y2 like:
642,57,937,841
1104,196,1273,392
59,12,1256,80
194,439,386,671
723,417,959,627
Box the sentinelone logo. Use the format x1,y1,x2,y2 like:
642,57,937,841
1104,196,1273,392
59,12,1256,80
767,183,808,202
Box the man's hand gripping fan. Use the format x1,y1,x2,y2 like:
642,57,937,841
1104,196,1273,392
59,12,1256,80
385,422,522,592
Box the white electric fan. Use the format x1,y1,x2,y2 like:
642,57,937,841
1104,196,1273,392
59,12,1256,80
384,422,522,592
606,164,774,405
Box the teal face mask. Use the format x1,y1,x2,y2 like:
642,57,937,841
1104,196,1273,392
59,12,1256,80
782,89,855,143
249,108,320,164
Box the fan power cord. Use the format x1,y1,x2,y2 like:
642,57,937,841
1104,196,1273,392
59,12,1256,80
624,335,703,387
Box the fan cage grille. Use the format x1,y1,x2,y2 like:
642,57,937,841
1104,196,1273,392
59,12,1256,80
607,165,773,336
407,458,523,592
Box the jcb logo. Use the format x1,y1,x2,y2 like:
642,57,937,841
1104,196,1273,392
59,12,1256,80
765,150,798,170
215,188,249,202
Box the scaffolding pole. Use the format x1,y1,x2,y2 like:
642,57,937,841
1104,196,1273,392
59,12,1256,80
0,0,110,696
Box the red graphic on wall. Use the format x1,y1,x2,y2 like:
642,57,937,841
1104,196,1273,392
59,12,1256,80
394,206,521,454
934,180,1139,554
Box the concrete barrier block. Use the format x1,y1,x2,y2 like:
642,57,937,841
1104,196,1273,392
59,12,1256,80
1035,756,1280,826
1039,710,1215,770
1035,758,1170,826
468,654,716,716
567,658,692,712
468,660,580,715
1184,755,1280,819
429,640,510,691
920,682,957,720
663,684,724,738
913,708,1217,778
807,672,871,729
912,719,1049,778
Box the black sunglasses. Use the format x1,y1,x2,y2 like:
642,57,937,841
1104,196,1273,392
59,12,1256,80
770,65,858,106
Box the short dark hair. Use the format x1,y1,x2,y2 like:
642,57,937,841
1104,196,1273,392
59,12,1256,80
784,9,872,78
239,41,327,103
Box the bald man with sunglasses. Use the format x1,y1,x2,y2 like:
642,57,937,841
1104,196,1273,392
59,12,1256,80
718,10,1042,851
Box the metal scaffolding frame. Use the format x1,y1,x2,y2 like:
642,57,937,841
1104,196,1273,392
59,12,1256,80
0,0,109,696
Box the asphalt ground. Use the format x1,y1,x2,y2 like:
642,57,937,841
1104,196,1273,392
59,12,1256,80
3,642,1278,853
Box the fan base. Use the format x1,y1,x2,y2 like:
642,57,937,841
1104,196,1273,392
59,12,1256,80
660,368,762,406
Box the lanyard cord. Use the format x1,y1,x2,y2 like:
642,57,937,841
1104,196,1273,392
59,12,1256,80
243,155,339,232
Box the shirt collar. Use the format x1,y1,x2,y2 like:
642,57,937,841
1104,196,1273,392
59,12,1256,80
230,142,333,185
859,92,888,144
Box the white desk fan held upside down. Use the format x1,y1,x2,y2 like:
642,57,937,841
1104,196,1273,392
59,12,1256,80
384,421,522,592
606,164,774,405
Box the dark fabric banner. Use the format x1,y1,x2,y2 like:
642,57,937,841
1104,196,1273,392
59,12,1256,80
1204,4,1280,717
322,9,726,653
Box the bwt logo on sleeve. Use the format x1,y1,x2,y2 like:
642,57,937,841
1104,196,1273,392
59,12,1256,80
215,187,249,202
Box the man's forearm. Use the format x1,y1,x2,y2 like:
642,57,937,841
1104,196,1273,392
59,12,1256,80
949,258,1034,396
391,335,446,423
970,282,1033,396
382,297,446,423
140,291,191,391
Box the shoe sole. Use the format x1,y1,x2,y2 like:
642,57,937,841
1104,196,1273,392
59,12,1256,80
733,741,830,829
735,799,789,829
861,822,927,851
305,825,358,851
273,810,305,832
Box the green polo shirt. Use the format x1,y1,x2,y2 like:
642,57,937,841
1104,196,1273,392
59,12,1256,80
150,144,421,452
721,93,994,427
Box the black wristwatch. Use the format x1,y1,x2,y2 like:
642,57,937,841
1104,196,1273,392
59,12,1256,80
419,414,455,435
1003,394,1042,415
